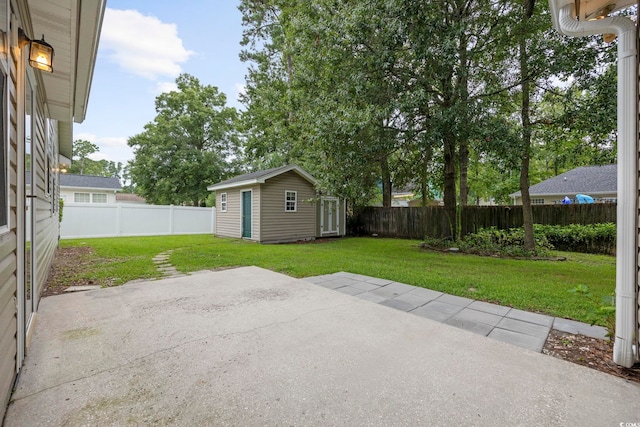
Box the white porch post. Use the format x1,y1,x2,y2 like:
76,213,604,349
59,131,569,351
553,4,638,367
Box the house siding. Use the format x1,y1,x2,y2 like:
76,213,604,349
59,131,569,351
260,171,316,243
0,2,64,418
0,3,18,416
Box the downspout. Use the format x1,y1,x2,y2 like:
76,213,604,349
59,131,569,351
558,5,638,368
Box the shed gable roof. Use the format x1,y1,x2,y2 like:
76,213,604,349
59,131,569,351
510,164,617,197
208,165,316,191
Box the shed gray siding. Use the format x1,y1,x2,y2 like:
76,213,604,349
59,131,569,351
259,171,316,243
216,185,261,241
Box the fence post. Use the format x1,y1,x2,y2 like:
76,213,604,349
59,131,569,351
169,205,174,235
116,203,122,237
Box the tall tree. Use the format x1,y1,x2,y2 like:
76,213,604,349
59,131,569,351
128,74,238,206
69,139,99,175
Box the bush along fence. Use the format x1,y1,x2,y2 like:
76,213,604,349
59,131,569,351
352,203,617,241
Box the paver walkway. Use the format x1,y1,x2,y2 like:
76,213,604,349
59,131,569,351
304,271,607,352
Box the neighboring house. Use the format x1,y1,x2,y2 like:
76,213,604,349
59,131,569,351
510,165,617,205
57,174,121,204
207,165,346,243
115,193,147,204
0,0,105,419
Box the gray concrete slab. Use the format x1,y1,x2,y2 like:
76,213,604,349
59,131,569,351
315,279,347,290
410,305,456,322
390,291,432,309
379,298,417,312
354,291,388,304
489,328,548,352
444,317,494,336
6,267,640,426
506,308,554,327
406,287,443,302
365,277,394,286
467,300,511,316
334,285,365,296
496,317,551,340
350,281,381,292
451,307,503,327
434,293,474,307
553,317,609,340
422,300,465,316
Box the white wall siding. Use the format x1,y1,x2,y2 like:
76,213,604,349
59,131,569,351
60,204,215,239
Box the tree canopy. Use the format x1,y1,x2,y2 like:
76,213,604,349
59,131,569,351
127,74,239,206
68,139,124,181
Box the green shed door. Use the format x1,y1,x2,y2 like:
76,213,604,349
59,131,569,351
241,191,252,238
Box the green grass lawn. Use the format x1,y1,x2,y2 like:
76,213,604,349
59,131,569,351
60,235,615,325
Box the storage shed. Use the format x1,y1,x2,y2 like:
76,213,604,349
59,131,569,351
207,165,345,243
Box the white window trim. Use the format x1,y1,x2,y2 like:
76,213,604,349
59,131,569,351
74,192,90,203
285,190,297,212
91,193,107,203
220,192,227,212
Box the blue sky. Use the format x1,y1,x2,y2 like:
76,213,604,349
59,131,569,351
74,1,248,165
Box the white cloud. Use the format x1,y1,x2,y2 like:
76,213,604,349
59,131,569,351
75,133,133,165
235,82,246,97
155,81,178,94
101,8,194,81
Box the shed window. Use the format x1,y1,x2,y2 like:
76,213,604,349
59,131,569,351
220,193,227,212
285,191,297,212
531,198,545,205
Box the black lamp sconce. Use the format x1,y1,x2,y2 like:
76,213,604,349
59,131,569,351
18,28,54,73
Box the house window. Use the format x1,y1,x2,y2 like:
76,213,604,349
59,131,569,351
74,192,90,203
285,191,297,212
220,193,227,212
92,193,107,203
531,198,545,205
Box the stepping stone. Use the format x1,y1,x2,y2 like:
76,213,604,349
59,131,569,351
64,285,101,292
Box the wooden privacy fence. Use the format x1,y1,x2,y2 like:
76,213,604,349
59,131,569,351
354,203,617,239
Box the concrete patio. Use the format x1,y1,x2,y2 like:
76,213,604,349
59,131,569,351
5,267,639,426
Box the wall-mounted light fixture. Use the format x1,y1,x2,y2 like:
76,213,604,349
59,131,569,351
18,28,54,73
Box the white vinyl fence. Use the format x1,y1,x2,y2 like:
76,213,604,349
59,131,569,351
59,203,216,239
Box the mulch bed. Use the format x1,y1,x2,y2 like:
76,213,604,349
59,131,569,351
543,329,640,383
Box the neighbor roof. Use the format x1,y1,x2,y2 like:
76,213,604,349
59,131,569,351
207,165,316,191
60,174,122,191
510,165,616,197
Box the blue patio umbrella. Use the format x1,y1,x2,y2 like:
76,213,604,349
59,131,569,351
575,194,594,204
561,196,572,204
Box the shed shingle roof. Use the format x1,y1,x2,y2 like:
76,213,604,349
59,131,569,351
208,165,316,191
510,165,616,197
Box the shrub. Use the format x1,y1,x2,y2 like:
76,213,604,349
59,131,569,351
458,227,553,257
535,223,615,255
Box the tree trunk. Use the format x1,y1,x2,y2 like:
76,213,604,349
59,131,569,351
519,1,535,252
443,128,457,239
458,32,470,206
381,155,392,207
